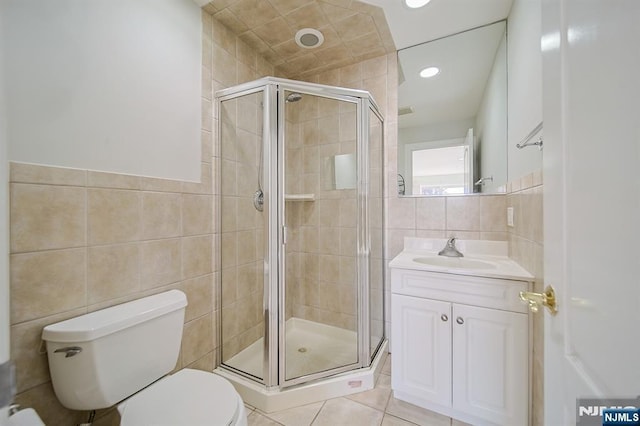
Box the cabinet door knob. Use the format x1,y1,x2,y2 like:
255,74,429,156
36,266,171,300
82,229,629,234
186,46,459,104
456,317,464,325
441,314,448,322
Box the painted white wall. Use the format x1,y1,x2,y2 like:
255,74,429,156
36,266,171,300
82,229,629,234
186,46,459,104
507,0,543,180
0,3,10,422
475,34,508,193
3,0,202,181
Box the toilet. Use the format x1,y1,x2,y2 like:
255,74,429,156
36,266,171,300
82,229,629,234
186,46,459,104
42,290,247,426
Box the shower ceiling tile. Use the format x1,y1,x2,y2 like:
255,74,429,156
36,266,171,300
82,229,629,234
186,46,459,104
284,3,330,30
229,0,280,29
273,39,309,58
238,31,271,54
269,0,315,15
314,44,350,63
316,24,341,48
209,0,235,11
213,8,249,34
319,2,356,23
201,0,395,78
333,13,376,41
348,31,383,56
254,17,295,46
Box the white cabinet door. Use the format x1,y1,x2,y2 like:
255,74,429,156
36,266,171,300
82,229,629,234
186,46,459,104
452,304,528,425
391,294,452,407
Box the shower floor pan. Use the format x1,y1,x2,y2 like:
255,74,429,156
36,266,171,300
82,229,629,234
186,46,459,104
215,317,388,413
225,317,358,379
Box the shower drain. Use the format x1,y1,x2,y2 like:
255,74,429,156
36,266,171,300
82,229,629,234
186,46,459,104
298,347,308,353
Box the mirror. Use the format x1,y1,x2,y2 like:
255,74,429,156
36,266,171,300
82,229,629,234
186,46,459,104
323,153,357,190
397,21,507,196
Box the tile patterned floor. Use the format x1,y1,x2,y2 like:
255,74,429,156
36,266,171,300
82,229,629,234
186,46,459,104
245,356,472,426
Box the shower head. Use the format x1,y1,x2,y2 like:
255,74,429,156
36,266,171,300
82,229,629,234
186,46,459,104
286,93,303,103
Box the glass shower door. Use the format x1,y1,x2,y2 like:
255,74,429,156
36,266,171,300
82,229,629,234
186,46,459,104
219,89,267,382
280,89,360,385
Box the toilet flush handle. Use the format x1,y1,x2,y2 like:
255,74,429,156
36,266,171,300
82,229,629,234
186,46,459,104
54,346,83,358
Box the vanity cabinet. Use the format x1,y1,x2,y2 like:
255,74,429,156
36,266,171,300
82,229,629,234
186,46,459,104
391,268,530,426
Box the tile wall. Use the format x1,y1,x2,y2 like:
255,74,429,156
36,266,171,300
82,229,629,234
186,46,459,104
506,169,544,426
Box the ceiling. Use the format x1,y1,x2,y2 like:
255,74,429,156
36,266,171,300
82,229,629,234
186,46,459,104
197,0,514,81
198,0,396,78
397,21,506,129
361,0,514,50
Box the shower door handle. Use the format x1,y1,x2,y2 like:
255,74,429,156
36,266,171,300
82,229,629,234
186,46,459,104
282,226,287,245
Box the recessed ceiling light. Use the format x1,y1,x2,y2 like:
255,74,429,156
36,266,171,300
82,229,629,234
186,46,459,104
295,28,324,49
404,0,432,9
419,67,440,78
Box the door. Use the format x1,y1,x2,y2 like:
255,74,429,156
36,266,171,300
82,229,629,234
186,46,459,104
452,304,528,425
218,88,269,382
391,294,451,407
542,0,640,424
279,88,360,386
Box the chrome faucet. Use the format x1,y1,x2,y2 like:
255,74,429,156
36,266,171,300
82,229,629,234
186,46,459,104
438,237,464,258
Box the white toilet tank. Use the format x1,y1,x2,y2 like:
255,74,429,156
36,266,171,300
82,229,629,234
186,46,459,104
42,290,187,410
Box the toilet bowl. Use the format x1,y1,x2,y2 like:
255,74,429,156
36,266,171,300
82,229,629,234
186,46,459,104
42,290,246,425
117,369,247,426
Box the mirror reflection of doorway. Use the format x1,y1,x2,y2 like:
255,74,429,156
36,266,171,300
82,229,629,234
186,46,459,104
407,128,474,196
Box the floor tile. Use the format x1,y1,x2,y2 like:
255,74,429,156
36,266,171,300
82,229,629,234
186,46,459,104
347,374,392,410
381,414,420,426
261,401,324,426
385,396,451,426
451,420,473,426
248,411,284,426
312,397,384,426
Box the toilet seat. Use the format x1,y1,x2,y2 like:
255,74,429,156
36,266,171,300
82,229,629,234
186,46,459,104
118,368,244,426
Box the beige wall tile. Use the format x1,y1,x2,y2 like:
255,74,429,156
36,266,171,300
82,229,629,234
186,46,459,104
88,244,140,304
480,195,507,232
10,249,86,324
182,194,213,236
182,274,214,322
237,230,257,265
446,196,480,231
139,176,183,193
387,197,415,229
11,184,86,253
11,308,86,393
88,189,141,245
140,238,182,289
10,162,86,186
415,197,445,230
183,235,213,279
182,313,214,365
142,192,182,240
87,171,141,190
213,44,238,87
212,16,237,55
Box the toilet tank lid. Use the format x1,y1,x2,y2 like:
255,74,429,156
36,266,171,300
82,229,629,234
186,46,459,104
42,290,187,343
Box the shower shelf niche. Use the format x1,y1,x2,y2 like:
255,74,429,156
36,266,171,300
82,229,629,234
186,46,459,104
284,193,315,201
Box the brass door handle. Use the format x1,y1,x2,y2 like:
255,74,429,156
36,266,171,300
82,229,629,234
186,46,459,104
519,285,558,315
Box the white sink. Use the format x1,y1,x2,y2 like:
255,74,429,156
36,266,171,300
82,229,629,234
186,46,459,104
413,256,497,270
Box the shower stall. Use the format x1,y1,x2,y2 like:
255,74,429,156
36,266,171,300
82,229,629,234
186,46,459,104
214,77,385,411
